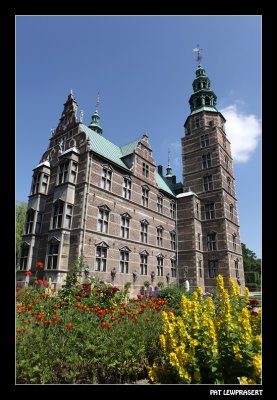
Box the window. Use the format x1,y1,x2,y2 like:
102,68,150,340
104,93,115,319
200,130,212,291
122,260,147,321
170,201,176,219
157,256,164,276
52,200,64,229
204,175,213,191
201,134,209,148
157,195,163,213
123,177,132,200
230,204,234,221
196,202,200,219
47,242,59,269
227,177,231,194
121,214,130,239
142,186,149,207
41,174,49,194
31,172,41,194
140,253,148,275
157,226,163,247
223,137,226,149
142,162,149,178
195,118,200,128
101,167,112,190
202,153,211,169
19,244,29,270
235,259,239,279
120,250,129,273
58,160,69,184
70,161,78,183
225,156,229,170
95,245,107,272
140,220,148,243
35,212,42,234
170,231,176,250
199,260,203,278
208,260,218,278
171,259,177,277
205,203,215,219
205,96,210,106
25,209,35,234
65,204,73,229
197,233,201,250
232,234,237,251
98,206,110,233
31,172,49,195
209,120,214,127
207,233,216,251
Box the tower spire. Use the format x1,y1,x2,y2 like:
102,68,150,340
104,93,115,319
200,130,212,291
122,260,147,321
166,149,173,178
88,91,103,135
188,53,218,115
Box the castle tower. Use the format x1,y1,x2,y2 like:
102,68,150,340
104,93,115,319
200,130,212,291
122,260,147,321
177,62,245,291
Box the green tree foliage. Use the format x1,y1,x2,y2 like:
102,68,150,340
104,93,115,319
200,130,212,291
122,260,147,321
16,200,27,265
242,243,261,291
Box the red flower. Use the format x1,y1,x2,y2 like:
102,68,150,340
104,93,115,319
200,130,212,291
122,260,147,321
101,322,107,328
36,262,43,269
107,326,112,330
25,271,32,276
66,323,74,329
251,310,258,317
43,280,48,286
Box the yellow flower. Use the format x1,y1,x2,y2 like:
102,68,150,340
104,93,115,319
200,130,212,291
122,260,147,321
253,354,261,378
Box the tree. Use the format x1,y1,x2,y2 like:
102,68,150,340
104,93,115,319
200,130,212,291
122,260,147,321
16,200,27,265
241,243,261,291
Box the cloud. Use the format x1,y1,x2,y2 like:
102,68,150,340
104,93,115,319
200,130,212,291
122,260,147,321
220,104,261,162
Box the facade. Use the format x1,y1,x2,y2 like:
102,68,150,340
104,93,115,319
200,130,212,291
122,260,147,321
17,65,245,293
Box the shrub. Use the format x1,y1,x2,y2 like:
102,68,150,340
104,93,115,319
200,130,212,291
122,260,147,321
148,276,261,384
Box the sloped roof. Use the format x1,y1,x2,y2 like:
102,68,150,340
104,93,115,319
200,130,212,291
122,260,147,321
79,124,127,169
78,123,177,197
120,139,140,157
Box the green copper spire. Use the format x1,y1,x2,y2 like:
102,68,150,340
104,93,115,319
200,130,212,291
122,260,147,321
88,92,103,135
188,64,218,115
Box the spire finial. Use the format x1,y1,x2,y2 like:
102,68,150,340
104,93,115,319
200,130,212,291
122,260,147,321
166,149,173,178
70,88,73,95
167,149,171,167
192,44,203,64
95,91,100,112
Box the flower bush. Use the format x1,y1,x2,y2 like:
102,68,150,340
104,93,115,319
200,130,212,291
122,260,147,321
148,275,261,384
16,282,172,384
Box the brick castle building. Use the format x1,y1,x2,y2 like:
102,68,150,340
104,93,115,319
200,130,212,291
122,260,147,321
17,63,245,293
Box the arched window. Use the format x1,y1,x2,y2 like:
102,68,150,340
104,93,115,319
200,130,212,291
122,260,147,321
205,96,210,106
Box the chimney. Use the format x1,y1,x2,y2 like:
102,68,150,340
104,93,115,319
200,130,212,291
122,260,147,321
158,165,163,176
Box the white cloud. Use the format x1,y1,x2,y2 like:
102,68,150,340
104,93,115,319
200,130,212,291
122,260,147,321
220,104,261,162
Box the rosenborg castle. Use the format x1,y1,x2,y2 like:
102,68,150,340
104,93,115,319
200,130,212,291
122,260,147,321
17,64,245,293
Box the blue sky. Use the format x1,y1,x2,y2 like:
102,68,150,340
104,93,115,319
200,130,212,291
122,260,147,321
16,16,261,258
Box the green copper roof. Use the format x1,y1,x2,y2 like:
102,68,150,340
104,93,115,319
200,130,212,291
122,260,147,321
79,124,128,169
78,123,177,197
120,139,140,157
190,106,218,115
155,172,175,196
